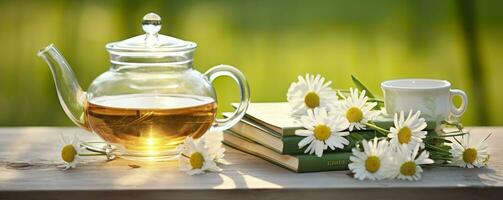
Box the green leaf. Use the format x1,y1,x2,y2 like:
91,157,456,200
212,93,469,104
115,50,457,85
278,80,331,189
351,75,376,98
350,75,385,109
349,132,365,142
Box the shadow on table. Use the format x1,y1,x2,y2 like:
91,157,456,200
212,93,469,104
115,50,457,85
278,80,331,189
465,167,503,186
215,145,503,189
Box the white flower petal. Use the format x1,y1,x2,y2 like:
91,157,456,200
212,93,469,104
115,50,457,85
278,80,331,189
295,129,313,137
298,136,315,148
287,74,337,116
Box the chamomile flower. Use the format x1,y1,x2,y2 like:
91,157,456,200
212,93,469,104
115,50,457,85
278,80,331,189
295,107,350,157
388,110,427,150
287,74,338,116
391,144,433,181
59,134,81,170
450,134,490,168
178,136,222,175
333,88,379,131
348,137,392,180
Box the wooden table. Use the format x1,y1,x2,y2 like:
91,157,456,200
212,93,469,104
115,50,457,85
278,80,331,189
0,127,502,200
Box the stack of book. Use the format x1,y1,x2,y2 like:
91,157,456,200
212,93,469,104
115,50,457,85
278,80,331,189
223,102,437,173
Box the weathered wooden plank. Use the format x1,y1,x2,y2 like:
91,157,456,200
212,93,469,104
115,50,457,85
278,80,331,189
0,127,502,199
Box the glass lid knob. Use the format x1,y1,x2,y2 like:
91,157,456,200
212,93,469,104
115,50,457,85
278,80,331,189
105,12,197,61
142,13,162,47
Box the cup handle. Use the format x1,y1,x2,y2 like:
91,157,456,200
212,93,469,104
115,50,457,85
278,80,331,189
449,89,468,117
204,64,250,132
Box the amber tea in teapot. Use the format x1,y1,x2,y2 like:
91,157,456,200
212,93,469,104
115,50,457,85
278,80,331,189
85,94,217,153
38,13,250,161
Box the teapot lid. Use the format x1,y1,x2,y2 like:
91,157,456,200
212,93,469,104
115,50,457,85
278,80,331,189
106,13,197,65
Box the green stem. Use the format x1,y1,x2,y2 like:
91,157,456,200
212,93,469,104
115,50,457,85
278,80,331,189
433,132,467,138
368,98,384,103
363,122,389,136
428,147,452,155
78,153,106,156
430,154,452,158
434,156,452,160
429,151,452,158
441,130,464,134
426,144,452,154
425,136,450,141
431,158,452,162
430,150,452,156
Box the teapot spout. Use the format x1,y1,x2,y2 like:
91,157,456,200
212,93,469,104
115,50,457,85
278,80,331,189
38,44,88,129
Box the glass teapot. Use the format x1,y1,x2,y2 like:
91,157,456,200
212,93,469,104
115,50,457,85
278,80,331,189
38,13,250,161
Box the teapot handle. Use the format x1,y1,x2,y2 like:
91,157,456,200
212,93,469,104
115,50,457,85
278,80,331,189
204,65,250,132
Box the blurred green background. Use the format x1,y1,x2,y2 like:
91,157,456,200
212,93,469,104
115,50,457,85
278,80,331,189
0,0,502,126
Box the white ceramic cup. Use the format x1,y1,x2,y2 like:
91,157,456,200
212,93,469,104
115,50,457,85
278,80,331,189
381,79,468,122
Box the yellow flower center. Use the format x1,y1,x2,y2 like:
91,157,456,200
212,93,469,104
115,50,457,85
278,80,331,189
304,92,320,109
346,107,363,123
365,156,381,173
400,161,417,176
313,124,331,141
397,127,412,144
463,148,478,164
61,145,77,163
190,152,205,169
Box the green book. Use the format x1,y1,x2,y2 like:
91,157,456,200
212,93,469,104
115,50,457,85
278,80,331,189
225,112,378,154
223,130,352,173
232,102,437,136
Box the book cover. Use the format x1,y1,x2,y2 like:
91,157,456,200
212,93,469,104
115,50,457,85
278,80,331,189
228,114,379,154
232,102,437,136
224,107,437,155
223,130,352,173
